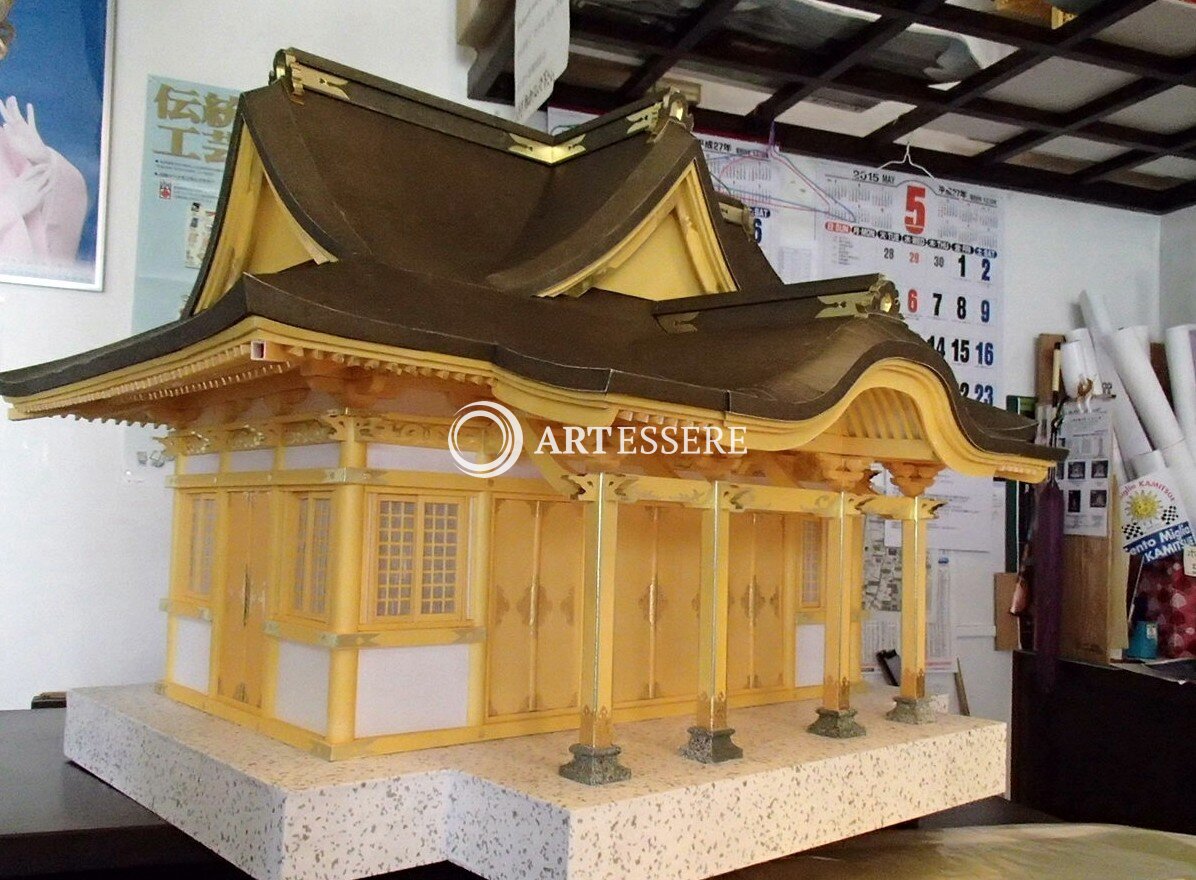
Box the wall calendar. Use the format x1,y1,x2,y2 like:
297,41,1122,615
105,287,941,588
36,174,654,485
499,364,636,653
814,161,1005,554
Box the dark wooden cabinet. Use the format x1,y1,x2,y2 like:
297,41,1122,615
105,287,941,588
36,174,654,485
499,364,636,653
1011,650,1196,836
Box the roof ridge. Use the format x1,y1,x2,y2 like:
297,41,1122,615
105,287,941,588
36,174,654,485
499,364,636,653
272,48,687,165
654,274,899,316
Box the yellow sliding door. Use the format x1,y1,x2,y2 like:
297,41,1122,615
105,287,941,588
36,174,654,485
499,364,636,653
216,490,272,709
486,496,584,719
612,504,701,707
727,512,790,695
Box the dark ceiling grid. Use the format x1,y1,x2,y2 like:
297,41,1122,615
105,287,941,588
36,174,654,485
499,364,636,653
468,0,1196,212
826,0,1184,78
616,0,739,100
746,0,949,128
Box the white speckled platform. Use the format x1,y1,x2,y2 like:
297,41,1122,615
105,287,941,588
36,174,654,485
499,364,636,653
64,686,1004,880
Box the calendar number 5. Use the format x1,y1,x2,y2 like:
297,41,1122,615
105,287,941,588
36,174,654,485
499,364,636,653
904,185,927,235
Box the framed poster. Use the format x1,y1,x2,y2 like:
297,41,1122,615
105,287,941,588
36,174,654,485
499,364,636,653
0,0,113,290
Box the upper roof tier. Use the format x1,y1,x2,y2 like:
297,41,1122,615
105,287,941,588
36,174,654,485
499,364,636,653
181,49,780,314
0,49,1062,478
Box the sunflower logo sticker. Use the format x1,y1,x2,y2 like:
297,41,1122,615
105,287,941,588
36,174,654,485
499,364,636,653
1118,471,1194,562
1126,490,1161,522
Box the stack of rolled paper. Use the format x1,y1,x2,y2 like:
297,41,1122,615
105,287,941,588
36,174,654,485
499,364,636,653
1078,289,1196,517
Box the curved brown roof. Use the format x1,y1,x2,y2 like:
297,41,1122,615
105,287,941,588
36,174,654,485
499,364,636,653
0,49,1059,468
185,52,779,312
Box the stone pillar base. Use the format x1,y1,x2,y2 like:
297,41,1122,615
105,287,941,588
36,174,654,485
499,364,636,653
680,726,743,763
558,743,631,785
808,707,866,739
887,696,936,724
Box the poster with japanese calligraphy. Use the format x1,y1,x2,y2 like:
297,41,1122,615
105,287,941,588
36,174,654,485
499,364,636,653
815,162,1006,553
0,0,113,290
131,75,238,332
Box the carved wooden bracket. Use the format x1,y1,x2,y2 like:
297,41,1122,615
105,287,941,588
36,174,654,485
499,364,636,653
812,452,875,492
884,461,945,497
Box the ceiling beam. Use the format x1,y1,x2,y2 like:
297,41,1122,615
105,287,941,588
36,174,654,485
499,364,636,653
746,1,946,127
1158,177,1196,212
552,2,1196,213
979,76,1177,164
572,12,1195,160
617,0,739,100
822,0,1190,82
1073,149,1156,185
864,0,1160,146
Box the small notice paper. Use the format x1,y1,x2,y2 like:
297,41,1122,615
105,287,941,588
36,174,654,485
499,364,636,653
514,0,569,121
1118,468,1196,563
1057,402,1113,538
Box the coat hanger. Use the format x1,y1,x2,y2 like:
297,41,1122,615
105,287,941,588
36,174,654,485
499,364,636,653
877,140,938,181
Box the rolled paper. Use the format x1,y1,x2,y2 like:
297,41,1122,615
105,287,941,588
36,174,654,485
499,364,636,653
1078,301,1151,471
1060,340,1085,400
1080,289,1114,340
1106,369,1152,467
1111,326,1184,450
1161,441,1196,522
1165,324,1196,459
1110,325,1196,515
1131,449,1166,477
1126,325,1152,359
1064,328,1102,392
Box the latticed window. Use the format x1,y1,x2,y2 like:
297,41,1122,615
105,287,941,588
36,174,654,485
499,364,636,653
800,518,823,607
375,499,416,617
187,495,217,596
369,494,466,622
292,494,332,618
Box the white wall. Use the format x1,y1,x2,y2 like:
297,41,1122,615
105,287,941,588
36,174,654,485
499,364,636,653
0,1,1168,721
1160,203,1196,328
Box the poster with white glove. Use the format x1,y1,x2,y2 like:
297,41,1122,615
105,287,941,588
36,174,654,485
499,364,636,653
0,1,113,290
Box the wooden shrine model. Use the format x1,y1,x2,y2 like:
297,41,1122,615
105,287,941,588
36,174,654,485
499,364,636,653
0,50,1061,783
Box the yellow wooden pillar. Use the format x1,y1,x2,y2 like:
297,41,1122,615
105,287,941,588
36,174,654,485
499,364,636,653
682,482,743,763
207,491,231,698
559,473,630,784
808,491,866,738
901,502,928,698
260,442,287,721
887,496,937,723
326,418,366,745
847,513,865,685
883,461,943,724
465,490,492,728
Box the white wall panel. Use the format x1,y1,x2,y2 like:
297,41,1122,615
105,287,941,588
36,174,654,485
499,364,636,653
274,643,330,735
355,645,470,737
284,443,340,469
796,624,826,688
170,618,211,694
